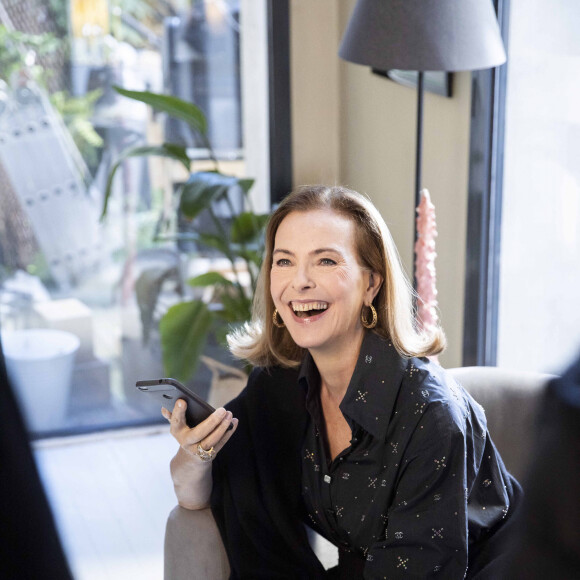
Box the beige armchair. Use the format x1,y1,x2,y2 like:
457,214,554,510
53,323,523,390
164,366,553,580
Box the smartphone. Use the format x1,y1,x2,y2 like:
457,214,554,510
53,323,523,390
136,378,225,429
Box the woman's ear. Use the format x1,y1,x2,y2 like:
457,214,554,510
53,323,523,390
367,271,383,301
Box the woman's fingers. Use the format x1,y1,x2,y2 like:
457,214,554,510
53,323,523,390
197,412,235,450
183,409,233,450
166,400,238,454
182,416,239,463
168,399,190,440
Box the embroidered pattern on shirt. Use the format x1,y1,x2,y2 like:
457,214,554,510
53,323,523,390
365,355,373,364
304,449,315,462
432,528,444,539
397,556,409,569
449,382,461,402
390,442,399,454
356,389,368,403
434,456,447,470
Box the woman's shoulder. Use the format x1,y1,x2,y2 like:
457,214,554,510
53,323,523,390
403,357,487,435
246,364,301,390
230,365,303,411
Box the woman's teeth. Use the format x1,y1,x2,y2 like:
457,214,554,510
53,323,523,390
291,302,328,318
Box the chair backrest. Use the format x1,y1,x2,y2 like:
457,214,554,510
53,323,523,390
447,366,554,481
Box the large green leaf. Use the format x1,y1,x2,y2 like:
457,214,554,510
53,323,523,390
179,171,239,220
231,212,269,244
135,265,181,344
217,292,253,324
237,249,264,269
101,143,190,219
113,86,207,134
188,272,233,288
159,300,213,382
198,233,231,256
237,178,255,196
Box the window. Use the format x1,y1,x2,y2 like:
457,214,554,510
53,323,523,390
0,0,289,437
464,0,580,373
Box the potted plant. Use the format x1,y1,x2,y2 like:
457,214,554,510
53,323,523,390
102,87,269,386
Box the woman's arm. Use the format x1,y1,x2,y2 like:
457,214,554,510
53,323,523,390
364,402,496,579
163,400,238,510
170,446,214,509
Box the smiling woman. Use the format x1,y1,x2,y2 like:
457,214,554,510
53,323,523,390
167,185,522,579
269,209,381,362
229,184,445,368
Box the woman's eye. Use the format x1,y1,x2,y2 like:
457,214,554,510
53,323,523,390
275,258,291,267
320,258,336,266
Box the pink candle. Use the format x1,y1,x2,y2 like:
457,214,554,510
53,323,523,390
414,189,440,362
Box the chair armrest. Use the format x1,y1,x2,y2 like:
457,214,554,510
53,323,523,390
164,506,230,580
447,366,554,480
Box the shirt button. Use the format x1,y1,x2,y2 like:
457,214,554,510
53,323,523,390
323,475,332,484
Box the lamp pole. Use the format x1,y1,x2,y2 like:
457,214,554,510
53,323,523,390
412,71,425,290
414,71,424,241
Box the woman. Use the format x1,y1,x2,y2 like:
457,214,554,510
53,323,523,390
163,185,521,579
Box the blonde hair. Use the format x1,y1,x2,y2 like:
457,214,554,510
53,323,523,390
227,185,446,367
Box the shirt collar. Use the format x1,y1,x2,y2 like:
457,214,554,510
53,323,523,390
298,331,408,440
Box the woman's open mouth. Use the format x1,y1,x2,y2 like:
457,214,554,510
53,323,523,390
290,301,329,319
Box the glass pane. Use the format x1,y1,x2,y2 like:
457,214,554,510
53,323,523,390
497,0,580,372
0,0,252,438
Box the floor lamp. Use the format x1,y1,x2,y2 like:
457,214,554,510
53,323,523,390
339,0,507,275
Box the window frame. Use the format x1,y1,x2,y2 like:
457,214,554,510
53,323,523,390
462,0,511,366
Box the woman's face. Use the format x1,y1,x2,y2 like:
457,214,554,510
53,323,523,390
270,209,381,357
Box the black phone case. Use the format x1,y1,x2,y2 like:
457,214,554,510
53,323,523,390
136,378,215,428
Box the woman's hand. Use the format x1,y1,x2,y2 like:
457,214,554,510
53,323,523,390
162,400,238,463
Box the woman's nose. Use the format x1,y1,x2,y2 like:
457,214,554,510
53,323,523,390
291,264,315,290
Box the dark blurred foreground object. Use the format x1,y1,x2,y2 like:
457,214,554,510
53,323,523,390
505,352,580,579
0,338,73,579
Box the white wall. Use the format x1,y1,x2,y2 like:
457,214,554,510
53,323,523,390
291,0,472,368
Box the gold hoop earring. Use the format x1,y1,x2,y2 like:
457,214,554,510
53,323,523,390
272,309,285,328
361,304,378,329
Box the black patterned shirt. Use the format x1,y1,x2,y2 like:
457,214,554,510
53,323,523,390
300,331,520,578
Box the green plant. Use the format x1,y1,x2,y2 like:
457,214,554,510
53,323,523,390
0,25,61,86
102,87,269,382
51,89,104,171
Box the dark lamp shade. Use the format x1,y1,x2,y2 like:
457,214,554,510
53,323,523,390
339,0,507,72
